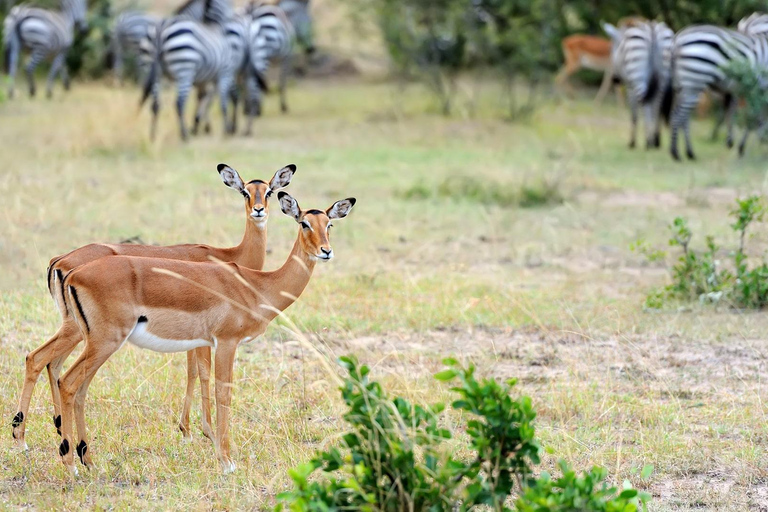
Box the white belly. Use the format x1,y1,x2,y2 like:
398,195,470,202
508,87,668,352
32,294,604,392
127,322,214,353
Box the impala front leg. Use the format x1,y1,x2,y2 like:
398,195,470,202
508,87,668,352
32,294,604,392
196,346,214,440
179,350,198,439
214,344,238,473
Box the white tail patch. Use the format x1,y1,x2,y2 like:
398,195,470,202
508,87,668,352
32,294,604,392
127,321,214,353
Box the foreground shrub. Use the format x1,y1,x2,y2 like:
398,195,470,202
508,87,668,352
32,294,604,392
276,355,650,511
636,195,768,310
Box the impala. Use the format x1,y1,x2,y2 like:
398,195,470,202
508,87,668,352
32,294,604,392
555,34,616,103
55,192,355,474
11,163,295,448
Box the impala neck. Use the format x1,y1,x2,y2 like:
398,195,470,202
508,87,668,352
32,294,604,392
229,218,267,270
251,232,316,323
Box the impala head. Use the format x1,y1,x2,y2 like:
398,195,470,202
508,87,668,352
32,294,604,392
278,192,356,262
217,163,296,227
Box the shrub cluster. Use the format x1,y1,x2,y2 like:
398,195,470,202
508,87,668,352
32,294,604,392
635,196,768,310
276,355,651,511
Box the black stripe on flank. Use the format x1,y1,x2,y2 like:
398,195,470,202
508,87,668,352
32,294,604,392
56,269,68,315
138,315,148,323
68,286,90,333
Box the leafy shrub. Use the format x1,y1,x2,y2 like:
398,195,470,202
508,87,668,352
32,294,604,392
637,196,768,310
276,355,650,511
400,175,563,208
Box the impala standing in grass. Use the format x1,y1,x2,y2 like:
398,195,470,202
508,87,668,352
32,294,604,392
55,193,356,474
11,164,295,449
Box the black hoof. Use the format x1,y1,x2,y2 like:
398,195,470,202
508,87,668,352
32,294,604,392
629,140,636,149
687,150,696,160
727,138,734,149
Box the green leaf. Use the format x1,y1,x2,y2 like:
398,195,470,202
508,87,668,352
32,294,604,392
640,464,654,479
434,369,459,381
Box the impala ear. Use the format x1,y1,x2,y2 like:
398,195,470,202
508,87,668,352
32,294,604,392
327,198,356,219
602,22,620,41
269,164,296,191
278,192,301,220
217,164,248,198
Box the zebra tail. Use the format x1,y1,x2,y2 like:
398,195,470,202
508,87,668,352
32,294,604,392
660,82,674,126
139,28,161,110
254,69,270,93
641,24,660,105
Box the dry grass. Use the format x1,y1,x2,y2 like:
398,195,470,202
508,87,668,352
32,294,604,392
1,72,768,510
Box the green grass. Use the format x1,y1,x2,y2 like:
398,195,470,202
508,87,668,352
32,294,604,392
1,77,767,510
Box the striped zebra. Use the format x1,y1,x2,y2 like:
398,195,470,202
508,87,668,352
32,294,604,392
603,20,674,149
3,0,87,99
278,0,314,57
111,11,159,84
667,25,768,160
241,4,294,135
139,16,237,141
173,0,233,26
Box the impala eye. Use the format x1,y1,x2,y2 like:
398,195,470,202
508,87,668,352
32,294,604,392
266,190,273,198
327,223,333,231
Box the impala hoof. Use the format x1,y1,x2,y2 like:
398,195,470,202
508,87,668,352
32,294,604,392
221,460,236,474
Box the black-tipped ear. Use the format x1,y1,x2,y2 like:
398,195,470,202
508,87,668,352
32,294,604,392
327,198,356,219
218,164,248,198
269,164,296,191
278,191,301,220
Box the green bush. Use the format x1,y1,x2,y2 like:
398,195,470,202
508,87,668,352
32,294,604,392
276,355,650,511
637,196,768,310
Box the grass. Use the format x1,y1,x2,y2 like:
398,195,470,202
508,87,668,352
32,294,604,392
1,74,768,510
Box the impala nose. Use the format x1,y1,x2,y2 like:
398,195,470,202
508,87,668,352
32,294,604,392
319,247,333,260
251,206,265,218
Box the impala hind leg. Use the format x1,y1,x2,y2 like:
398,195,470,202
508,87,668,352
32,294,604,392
12,319,81,447
59,327,126,473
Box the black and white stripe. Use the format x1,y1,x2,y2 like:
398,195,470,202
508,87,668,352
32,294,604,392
278,0,314,55
174,0,233,27
139,16,237,141
111,11,159,84
667,25,768,160
3,0,87,99
241,4,294,134
604,20,674,149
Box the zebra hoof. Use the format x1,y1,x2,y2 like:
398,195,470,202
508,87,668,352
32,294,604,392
671,149,681,162
726,138,734,149
686,150,696,160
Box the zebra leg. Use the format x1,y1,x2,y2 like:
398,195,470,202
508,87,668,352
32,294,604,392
738,128,750,157
24,48,47,98
724,94,736,149
46,51,67,99
244,72,261,136
61,65,70,91
5,33,20,99
175,80,193,142
113,39,124,85
217,74,234,135
192,85,213,137
670,91,698,161
229,85,239,135
642,103,656,150
280,55,291,114
628,95,639,149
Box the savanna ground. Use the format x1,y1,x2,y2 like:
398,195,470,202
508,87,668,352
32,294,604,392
2,9,768,510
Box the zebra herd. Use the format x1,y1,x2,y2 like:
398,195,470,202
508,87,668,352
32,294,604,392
3,0,313,140
603,13,768,161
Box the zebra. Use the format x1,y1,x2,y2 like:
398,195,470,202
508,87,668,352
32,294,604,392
173,0,233,26
111,11,159,84
602,20,674,149
3,0,87,99
278,0,314,57
240,4,294,135
139,16,237,141
667,25,768,160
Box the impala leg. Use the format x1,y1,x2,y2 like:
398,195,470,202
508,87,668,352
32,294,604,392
59,328,125,474
196,346,214,441
179,350,198,440
46,343,78,436
554,59,578,99
595,67,614,104
214,345,238,473
12,318,80,447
